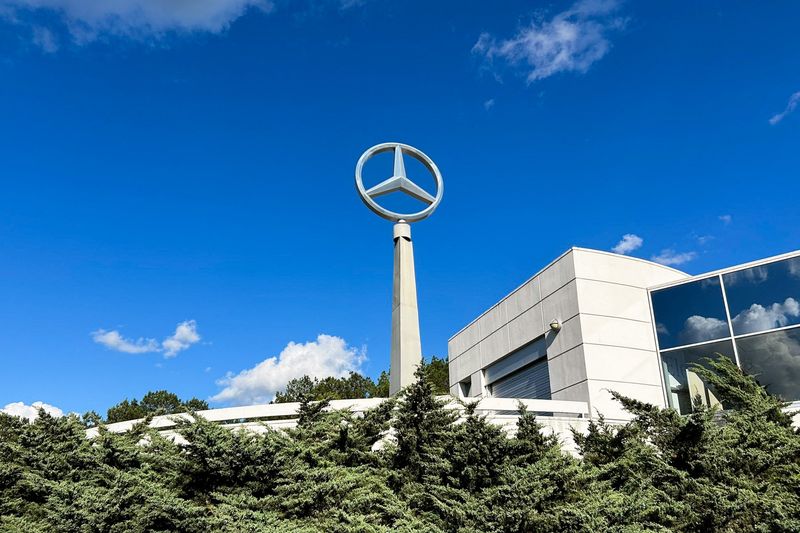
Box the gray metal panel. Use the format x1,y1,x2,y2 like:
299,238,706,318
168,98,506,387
484,336,547,385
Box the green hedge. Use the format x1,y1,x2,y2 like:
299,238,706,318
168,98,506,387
1,357,798,532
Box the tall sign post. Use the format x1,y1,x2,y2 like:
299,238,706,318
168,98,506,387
355,143,444,396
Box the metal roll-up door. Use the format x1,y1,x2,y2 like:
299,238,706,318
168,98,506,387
484,336,547,385
489,358,551,399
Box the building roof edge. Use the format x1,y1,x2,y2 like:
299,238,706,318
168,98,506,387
448,248,690,344
648,249,800,291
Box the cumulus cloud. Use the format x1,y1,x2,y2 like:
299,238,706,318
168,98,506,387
675,298,800,347
162,320,201,357
2,0,368,46
723,265,768,287
91,329,160,354
92,320,200,357
338,0,367,8
789,258,800,279
769,91,800,125
611,233,643,255
211,334,366,405
0,0,273,44
472,0,625,84
32,25,58,52
680,315,729,345
731,298,800,335
1,401,63,421
738,330,800,400
718,214,732,225
651,249,697,266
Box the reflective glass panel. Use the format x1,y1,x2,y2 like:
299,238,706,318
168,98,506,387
735,328,800,402
723,256,800,336
651,277,729,350
660,339,735,415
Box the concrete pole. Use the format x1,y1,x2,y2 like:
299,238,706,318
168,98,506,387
390,220,422,396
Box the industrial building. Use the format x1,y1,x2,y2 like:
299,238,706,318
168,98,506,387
448,248,800,420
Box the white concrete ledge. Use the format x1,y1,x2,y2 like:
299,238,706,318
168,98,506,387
86,396,590,439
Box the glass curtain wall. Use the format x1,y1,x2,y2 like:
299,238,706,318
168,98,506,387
651,255,800,414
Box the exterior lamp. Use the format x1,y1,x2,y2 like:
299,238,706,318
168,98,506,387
549,319,562,332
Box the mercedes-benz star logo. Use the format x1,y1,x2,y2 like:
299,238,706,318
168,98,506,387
355,142,443,223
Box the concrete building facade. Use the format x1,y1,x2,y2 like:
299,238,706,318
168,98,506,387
448,248,800,421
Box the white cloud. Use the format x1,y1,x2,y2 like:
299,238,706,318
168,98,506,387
472,0,625,84
338,0,366,8
162,320,201,357
737,330,800,398
651,249,697,266
91,329,160,354
2,401,63,421
724,265,768,287
676,299,800,347
92,320,200,357
731,298,800,335
769,91,800,125
32,25,58,52
0,0,273,43
789,258,800,279
611,233,643,255
211,334,366,405
718,214,732,225
680,315,729,345
483,98,496,110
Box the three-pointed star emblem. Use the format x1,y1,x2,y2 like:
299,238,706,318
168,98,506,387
364,145,436,205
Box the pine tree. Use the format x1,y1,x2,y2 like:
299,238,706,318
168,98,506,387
390,364,457,484
445,402,508,492
1,353,798,531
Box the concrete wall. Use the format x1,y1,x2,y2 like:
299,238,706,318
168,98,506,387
448,247,689,421
566,249,688,419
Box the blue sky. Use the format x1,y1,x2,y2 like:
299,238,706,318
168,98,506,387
0,0,798,416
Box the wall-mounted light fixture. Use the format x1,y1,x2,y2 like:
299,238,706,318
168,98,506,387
549,319,562,332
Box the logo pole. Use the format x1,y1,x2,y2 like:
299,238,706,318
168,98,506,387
355,143,443,395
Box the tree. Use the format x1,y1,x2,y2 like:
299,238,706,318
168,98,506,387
106,391,210,423
182,398,210,412
272,356,448,404
2,354,798,531
106,399,145,424
316,372,379,401
273,376,316,403
391,364,456,482
423,356,449,395
374,371,390,397
475,407,591,532
445,402,508,491
140,390,183,415
573,355,800,532
81,411,102,428
273,372,381,403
